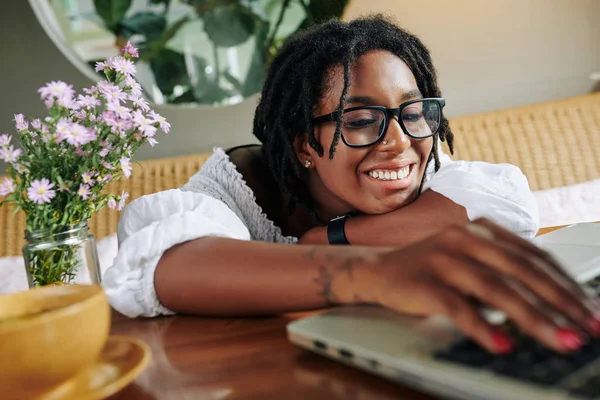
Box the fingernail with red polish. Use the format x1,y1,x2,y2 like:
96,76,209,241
491,331,513,353
589,317,600,335
557,328,583,350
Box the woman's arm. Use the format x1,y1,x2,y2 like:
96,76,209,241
301,161,539,246
155,237,380,316
154,219,597,354
300,190,467,247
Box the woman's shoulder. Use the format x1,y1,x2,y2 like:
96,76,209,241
183,145,296,244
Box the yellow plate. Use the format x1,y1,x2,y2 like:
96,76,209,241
38,336,151,400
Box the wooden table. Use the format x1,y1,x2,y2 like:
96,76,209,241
106,225,571,400
108,310,433,400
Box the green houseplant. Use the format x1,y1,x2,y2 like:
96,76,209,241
92,0,349,105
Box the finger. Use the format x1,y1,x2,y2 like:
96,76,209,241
440,225,599,336
473,218,590,297
433,253,583,352
426,281,513,354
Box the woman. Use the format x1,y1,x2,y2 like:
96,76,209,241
104,15,598,355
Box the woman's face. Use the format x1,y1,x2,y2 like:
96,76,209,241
295,50,434,219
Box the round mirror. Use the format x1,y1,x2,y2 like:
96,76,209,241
29,0,350,108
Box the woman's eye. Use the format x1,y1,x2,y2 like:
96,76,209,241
345,119,377,128
402,113,422,122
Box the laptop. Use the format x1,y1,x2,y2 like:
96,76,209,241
287,222,600,400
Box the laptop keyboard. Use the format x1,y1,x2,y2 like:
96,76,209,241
434,277,600,398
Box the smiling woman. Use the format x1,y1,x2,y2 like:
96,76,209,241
102,15,599,355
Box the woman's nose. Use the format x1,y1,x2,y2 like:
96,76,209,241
380,118,411,152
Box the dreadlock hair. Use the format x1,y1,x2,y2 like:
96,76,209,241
253,14,455,215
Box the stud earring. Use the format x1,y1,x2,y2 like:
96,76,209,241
382,139,388,145
304,160,312,168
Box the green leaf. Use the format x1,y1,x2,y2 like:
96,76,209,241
170,89,198,104
203,4,256,47
299,0,349,29
116,12,167,44
149,49,190,96
223,71,243,92
242,20,268,96
93,0,132,32
189,57,233,104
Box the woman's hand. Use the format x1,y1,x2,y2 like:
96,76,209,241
355,218,599,354
298,225,327,245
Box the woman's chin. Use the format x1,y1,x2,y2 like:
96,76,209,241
359,191,420,215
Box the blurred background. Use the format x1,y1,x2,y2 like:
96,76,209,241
0,0,599,172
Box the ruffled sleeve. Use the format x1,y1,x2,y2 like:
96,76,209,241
423,156,540,240
102,189,251,318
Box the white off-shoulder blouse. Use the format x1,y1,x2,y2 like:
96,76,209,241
103,147,540,318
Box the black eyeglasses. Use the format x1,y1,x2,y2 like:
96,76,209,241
311,98,446,148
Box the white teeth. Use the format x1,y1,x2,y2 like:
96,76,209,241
368,166,411,181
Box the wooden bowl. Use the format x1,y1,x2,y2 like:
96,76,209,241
0,285,110,397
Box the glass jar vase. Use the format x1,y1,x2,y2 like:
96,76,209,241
22,222,101,287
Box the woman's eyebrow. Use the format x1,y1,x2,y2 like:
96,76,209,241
346,95,375,105
345,90,423,106
401,89,423,101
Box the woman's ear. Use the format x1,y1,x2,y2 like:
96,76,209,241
293,133,314,168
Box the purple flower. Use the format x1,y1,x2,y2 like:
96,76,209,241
0,145,22,163
99,110,117,126
54,118,71,139
83,86,99,96
77,184,91,200
77,94,101,110
102,162,115,171
98,81,127,105
121,41,139,59
31,119,42,130
148,110,170,134
13,162,29,174
130,95,150,112
111,56,136,76
99,148,110,158
64,123,94,146
107,102,132,120
132,110,157,137
81,171,94,185
99,173,113,184
57,181,70,193
120,157,132,178
125,76,143,98
27,179,55,204
57,96,78,110
0,177,15,196
72,110,87,121
107,197,118,209
95,60,109,72
147,137,159,147
38,81,74,103
0,134,11,147
117,191,129,211
14,114,28,131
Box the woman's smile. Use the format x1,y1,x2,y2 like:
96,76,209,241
363,162,416,190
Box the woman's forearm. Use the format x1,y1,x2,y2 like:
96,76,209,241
346,190,468,246
300,190,468,247
154,237,381,316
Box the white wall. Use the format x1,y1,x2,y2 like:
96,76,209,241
344,0,600,117
1,0,599,172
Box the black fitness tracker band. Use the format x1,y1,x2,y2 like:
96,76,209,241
327,215,350,245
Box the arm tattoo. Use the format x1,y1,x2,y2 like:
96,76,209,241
314,265,336,304
309,248,359,305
